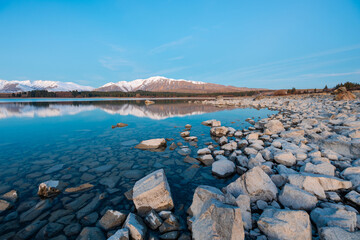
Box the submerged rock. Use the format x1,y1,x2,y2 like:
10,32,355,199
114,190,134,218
112,122,128,129
77,227,105,240
132,169,174,215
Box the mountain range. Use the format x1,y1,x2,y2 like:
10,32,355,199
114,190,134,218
0,76,262,93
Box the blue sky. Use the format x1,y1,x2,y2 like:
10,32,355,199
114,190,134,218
0,0,360,89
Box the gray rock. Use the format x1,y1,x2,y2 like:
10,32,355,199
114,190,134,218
14,220,48,240
76,193,106,219
310,207,357,232
97,210,126,230
274,151,296,166
319,227,360,240
235,194,252,230
77,227,105,240
257,208,311,240
144,210,163,230
108,228,129,240
20,200,52,223
345,191,360,207
226,166,278,202
63,223,81,236
35,222,64,239
123,213,147,240
198,154,214,166
45,164,64,174
279,184,318,211
212,159,235,178
191,198,244,240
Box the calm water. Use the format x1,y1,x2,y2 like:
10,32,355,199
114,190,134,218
0,99,276,237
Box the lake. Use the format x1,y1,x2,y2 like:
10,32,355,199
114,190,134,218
0,99,276,238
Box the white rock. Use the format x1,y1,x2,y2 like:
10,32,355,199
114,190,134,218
197,148,211,155
135,138,166,150
221,141,237,151
107,228,129,240
274,151,296,166
132,169,174,215
210,126,229,137
264,120,284,134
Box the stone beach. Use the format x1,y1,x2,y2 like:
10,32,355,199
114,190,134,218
0,94,359,239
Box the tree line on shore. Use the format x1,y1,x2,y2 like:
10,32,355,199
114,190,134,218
1,81,358,98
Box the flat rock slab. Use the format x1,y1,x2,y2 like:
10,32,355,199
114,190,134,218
135,138,167,150
45,164,64,174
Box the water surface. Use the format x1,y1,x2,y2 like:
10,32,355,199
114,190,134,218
0,99,276,236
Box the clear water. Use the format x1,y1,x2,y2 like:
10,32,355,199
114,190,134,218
0,99,276,236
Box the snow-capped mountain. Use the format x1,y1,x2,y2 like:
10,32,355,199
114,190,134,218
0,80,94,93
95,76,257,93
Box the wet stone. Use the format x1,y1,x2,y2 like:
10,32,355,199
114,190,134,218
63,223,81,237
77,227,106,240
35,222,64,239
14,220,48,240
44,164,64,174
97,209,127,231
80,212,99,226
145,210,163,230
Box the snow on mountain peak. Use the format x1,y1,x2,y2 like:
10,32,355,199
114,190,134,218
0,79,94,93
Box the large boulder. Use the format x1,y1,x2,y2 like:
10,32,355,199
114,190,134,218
191,198,244,240
132,169,174,215
135,138,167,150
264,120,284,134
310,207,357,232
278,184,317,211
225,166,278,202
257,208,312,240
188,185,227,218
235,194,252,230
281,129,305,139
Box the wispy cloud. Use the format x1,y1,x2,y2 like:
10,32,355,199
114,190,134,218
302,70,360,78
99,57,139,72
168,56,184,61
149,36,192,54
198,43,360,84
108,44,125,52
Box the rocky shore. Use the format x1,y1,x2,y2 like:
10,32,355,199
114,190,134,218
0,94,359,239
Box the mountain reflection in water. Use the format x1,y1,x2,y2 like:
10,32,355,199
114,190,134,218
0,100,238,120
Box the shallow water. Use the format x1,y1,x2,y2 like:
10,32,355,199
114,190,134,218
0,99,276,237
